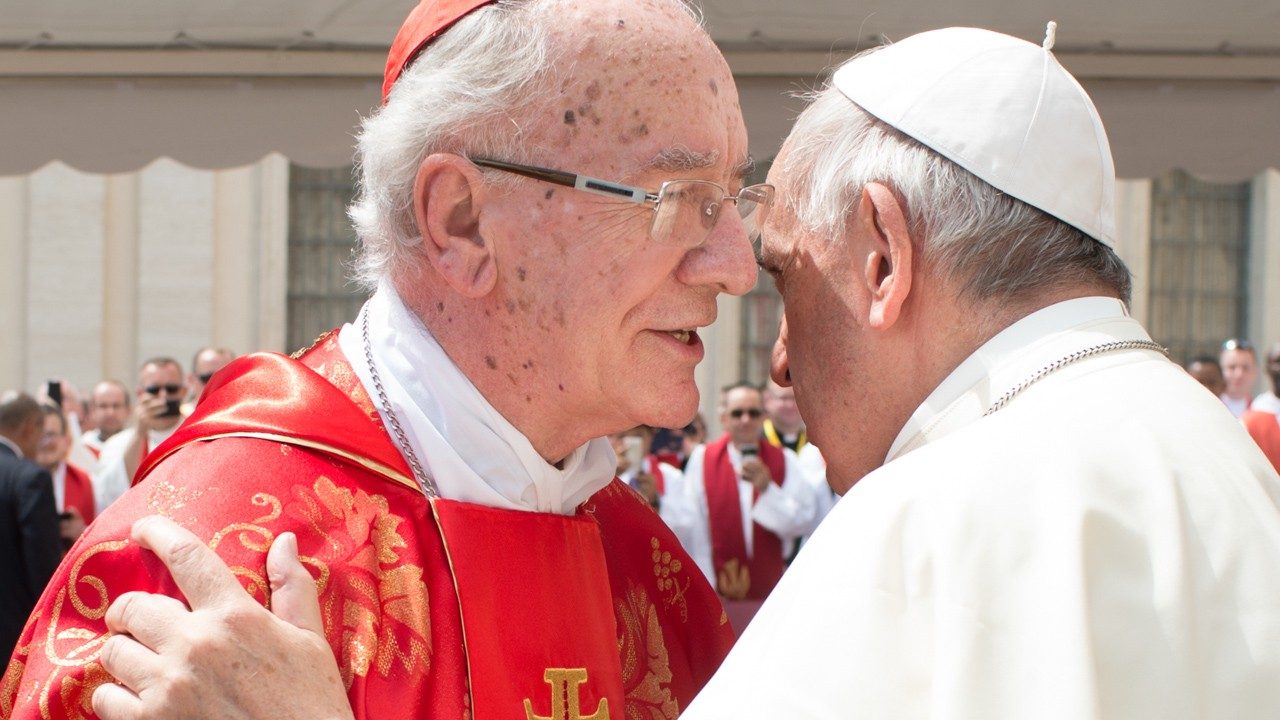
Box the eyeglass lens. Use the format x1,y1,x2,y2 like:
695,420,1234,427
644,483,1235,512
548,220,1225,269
650,181,772,247
730,408,763,419
145,384,183,395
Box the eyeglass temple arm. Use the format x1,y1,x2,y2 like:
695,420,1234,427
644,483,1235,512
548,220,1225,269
470,157,654,204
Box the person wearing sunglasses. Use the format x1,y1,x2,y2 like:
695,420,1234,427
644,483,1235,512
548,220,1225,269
672,381,819,606
89,357,188,514
1219,337,1260,417
182,346,236,416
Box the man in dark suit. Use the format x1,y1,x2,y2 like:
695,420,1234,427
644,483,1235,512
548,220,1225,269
0,392,62,660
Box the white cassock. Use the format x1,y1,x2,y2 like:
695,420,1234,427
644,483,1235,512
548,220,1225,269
685,297,1280,718
674,441,820,585
618,460,704,552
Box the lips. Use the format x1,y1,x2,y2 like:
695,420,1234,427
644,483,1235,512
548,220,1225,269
668,329,692,344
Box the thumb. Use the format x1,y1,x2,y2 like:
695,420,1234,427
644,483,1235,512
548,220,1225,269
266,532,324,635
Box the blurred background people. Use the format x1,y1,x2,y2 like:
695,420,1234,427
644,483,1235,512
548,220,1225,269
82,380,131,460
35,403,96,548
1242,341,1280,473
678,382,819,603
0,392,61,660
182,347,236,415
94,357,188,512
763,378,835,563
1220,338,1258,417
1185,355,1227,398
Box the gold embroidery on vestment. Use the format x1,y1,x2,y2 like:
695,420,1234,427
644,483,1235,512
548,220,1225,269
648,538,690,623
614,581,678,719
523,668,610,720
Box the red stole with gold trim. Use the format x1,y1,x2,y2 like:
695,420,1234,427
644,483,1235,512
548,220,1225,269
704,434,785,600
63,462,96,524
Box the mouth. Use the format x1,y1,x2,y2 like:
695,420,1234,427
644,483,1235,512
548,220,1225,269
667,329,694,345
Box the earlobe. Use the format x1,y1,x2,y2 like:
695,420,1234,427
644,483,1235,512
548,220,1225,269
859,183,914,330
411,154,497,298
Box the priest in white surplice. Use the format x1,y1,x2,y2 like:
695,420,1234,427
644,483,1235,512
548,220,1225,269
684,25,1280,718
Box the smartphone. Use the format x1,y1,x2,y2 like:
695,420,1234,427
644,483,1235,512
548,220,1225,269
46,380,63,408
623,435,644,469
161,399,183,417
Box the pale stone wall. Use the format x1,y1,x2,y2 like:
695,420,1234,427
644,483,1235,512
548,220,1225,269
0,156,288,394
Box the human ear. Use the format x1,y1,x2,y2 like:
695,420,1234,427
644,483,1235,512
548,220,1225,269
411,154,496,298
857,182,914,330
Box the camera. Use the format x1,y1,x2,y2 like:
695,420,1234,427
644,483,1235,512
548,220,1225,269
46,380,63,407
161,399,183,418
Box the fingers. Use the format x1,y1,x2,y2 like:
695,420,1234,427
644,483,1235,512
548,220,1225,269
105,590,191,650
92,680,142,720
98,633,166,695
266,532,325,635
131,516,246,610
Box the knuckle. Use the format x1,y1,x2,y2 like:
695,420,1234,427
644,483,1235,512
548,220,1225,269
166,536,204,566
107,591,139,628
98,634,123,668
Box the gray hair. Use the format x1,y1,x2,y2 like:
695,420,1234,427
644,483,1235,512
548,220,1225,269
348,0,560,290
780,68,1132,305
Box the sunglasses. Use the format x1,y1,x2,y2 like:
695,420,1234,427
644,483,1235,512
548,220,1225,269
144,384,183,396
196,372,214,384
728,408,764,420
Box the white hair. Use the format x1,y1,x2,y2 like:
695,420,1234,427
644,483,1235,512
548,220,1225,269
780,60,1132,305
348,0,561,289
349,0,705,290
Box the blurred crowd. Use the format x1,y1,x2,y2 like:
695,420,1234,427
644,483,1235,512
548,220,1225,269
5,335,1280,657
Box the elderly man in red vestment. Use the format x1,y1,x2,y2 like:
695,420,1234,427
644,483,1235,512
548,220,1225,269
1,0,769,716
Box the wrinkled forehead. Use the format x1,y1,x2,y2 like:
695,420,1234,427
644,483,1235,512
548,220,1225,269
724,387,763,409
537,0,747,181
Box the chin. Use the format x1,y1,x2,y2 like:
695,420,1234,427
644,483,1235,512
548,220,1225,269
626,384,699,430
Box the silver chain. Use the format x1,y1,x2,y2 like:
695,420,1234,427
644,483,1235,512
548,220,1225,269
361,308,440,498
984,340,1169,416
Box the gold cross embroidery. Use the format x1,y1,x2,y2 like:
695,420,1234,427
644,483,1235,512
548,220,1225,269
523,668,610,720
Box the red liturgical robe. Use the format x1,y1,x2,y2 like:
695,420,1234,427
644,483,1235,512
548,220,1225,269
62,463,95,525
2,333,733,719
703,435,785,601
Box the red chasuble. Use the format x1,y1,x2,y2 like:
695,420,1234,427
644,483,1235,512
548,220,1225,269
62,463,95,525
703,434,785,601
2,332,733,719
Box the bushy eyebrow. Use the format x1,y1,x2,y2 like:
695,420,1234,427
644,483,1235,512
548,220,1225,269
640,147,755,180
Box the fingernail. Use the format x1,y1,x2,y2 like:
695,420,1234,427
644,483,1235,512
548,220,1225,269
283,532,299,558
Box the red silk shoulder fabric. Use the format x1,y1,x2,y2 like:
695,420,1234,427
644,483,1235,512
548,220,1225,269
2,332,732,719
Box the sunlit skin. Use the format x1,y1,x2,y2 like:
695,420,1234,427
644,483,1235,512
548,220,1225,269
188,349,235,404
1221,347,1258,400
393,0,758,464
135,363,187,432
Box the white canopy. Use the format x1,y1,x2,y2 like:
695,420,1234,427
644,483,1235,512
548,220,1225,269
1,0,1278,177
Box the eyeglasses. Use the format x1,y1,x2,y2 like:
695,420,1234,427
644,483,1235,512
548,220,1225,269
728,408,764,420
144,384,183,396
196,372,214,384
469,157,774,249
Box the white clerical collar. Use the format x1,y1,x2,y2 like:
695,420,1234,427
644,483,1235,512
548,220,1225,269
0,434,23,458
337,284,616,515
886,296,1149,462
1254,392,1280,416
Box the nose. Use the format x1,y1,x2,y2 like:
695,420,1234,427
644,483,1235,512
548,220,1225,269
770,316,792,388
675,211,757,296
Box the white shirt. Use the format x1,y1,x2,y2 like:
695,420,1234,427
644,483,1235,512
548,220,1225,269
675,440,819,584
1221,393,1250,418
335,284,616,515
687,297,1280,718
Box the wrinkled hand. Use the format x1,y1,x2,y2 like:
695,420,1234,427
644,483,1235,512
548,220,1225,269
741,458,771,493
92,516,354,720
633,471,660,509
